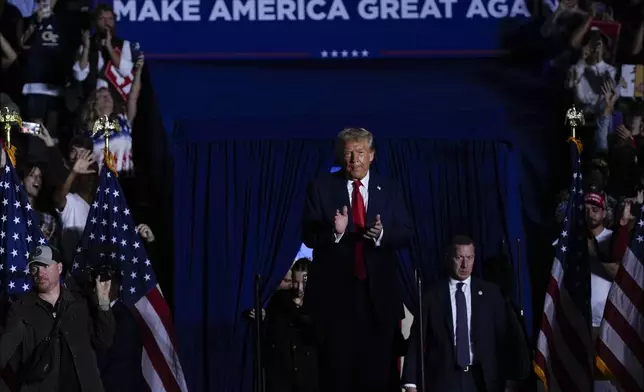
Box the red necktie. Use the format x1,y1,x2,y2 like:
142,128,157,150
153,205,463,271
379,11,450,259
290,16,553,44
352,180,367,280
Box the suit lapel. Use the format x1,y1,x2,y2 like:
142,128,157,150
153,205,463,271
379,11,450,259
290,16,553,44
334,171,354,232
470,278,484,359
442,281,455,346
366,171,383,226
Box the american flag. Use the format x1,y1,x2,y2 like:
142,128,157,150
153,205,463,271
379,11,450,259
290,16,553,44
74,165,188,392
595,204,644,391
0,158,48,295
534,142,594,392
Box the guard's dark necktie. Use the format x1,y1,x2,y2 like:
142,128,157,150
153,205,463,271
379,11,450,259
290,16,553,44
352,180,366,280
455,282,470,368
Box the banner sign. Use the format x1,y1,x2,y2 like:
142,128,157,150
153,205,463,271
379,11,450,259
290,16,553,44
113,0,532,59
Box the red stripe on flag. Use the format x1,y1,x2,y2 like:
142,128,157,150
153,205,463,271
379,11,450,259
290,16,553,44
545,274,594,381
613,262,644,315
602,301,644,365
596,339,644,392
538,314,580,392
146,287,180,350
132,296,183,392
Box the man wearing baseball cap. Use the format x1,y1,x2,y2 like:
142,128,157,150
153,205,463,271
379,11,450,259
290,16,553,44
0,245,115,391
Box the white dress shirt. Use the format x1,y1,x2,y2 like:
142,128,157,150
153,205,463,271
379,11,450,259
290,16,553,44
72,40,134,89
404,277,474,390
333,171,383,246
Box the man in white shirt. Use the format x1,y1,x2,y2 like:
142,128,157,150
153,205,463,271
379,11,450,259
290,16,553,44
402,235,520,392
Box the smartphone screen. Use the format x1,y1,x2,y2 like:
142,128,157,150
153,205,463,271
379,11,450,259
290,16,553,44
613,112,623,129
21,122,41,135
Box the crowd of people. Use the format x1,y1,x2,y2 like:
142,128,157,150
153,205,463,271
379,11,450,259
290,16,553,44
0,0,161,390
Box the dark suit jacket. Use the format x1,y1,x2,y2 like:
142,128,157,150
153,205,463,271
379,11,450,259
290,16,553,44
402,278,512,392
302,170,413,326
96,301,146,392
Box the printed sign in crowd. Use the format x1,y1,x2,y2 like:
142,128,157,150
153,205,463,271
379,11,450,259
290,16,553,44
113,0,533,58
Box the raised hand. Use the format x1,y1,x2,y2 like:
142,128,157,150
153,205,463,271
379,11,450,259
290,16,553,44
364,214,383,240
136,223,155,242
72,150,96,174
95,278,112,303
334,206,349,235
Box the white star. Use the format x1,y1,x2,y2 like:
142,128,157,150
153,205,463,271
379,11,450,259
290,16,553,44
101,219,107,226
104,187,111,194
110,252,117,259
361,49,369,57
1,215,7,222
26,235,32,243
8,281,14,289
25,203,32,211
144,274,151,281
112,190,119,197
2,199,7,206
122,224,128,231
92,202,99,208
639,220,644,228
4,166,8,173
0,248,4,254
331,50,338,57
129,287,136,294
121,239,127,246
91,217,97,224
89,233,95,240
321,50,328,58
113,206,119,213
112,222,118,228
561,246,567,253
120,255,126,261
124,209,130,216
341,50,348,57
2,182,8,189
0,232,4,239
12,233,18,240
100,235,106,242
24,251,29,258
573,172,578,179
561,230,568,238
637,235,644,243
38,238,46,245
130,272,137,279
103,203,108,210
11,249,17,257
351,50,359,57
111,236,117,244
10,265,16,273
73,262,79,269
22,283,29,291
107,172,112,178
13,201,20,208
13,217,20,224
133,242,140,249
76,247,82,253
132,257,139,264
26,219,32,227
144,259,151,266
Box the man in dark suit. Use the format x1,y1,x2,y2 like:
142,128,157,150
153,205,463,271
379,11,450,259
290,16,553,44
302,128,413,392
402,235,520,392
94,263,146,392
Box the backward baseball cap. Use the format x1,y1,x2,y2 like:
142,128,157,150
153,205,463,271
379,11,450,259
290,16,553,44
27,245,62,268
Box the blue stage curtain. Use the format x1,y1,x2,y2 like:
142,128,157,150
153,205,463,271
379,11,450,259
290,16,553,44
173,139,333,392
372,139,526,318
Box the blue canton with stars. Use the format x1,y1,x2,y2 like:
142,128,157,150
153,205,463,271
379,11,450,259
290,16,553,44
0,161,48,295
554,143,591,328
73,166,156,305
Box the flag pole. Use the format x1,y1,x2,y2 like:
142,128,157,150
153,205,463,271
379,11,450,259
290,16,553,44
415,269,426,392
254,274,264,392
516,238,524,318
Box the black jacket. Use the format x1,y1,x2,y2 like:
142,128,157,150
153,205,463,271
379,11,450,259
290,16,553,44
0,288,115,392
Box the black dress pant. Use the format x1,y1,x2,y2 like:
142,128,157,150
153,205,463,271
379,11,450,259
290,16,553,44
317,280,397,392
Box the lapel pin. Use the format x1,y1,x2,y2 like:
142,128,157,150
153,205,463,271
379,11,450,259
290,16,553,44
478,291,483,296
377,185,381,190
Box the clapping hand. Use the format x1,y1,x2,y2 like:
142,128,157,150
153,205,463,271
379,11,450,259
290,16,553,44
334,206,349,235
95,278,112,303
136,224,155,242
616,124,633,141
363,214,383,240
